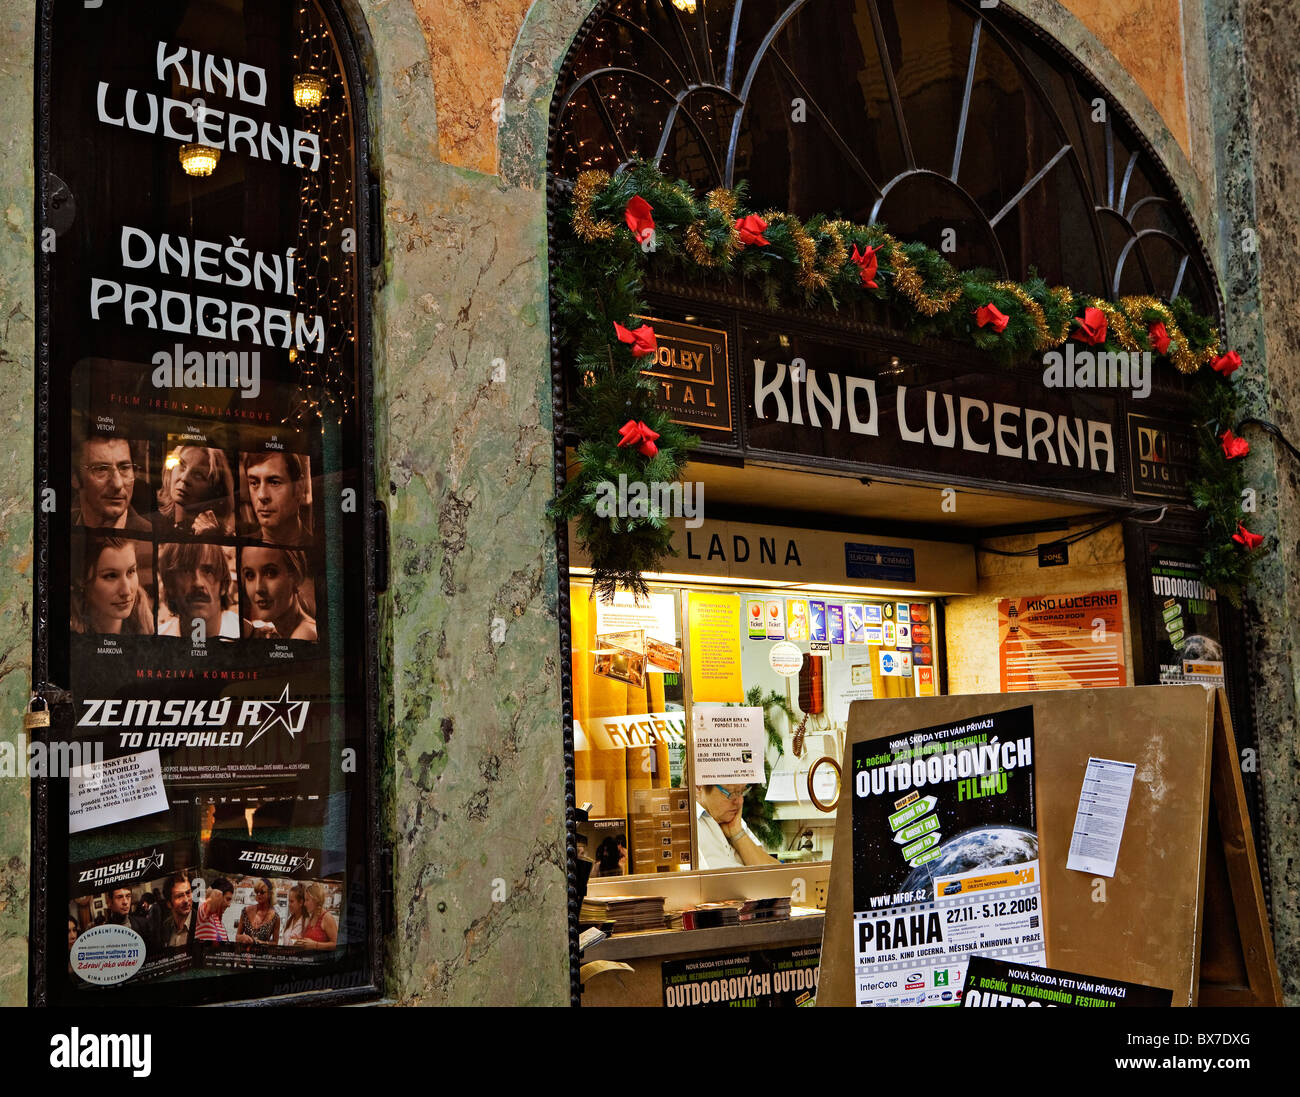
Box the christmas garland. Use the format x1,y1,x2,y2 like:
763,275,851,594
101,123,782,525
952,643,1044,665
550,159,1259,602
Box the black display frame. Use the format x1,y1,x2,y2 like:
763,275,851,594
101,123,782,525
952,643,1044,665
31,0,384,1007
1122,516,1272,916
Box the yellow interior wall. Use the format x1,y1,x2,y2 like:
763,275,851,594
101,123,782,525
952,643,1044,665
944,524,1134,695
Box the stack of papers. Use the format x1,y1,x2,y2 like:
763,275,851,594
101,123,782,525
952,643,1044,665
579,894,668,934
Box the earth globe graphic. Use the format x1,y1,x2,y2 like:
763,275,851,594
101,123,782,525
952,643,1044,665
1178,634,1222,660
902,826,1038,900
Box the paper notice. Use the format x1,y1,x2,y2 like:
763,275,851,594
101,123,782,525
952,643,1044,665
68,749,170,834
692,707,765,783
1066,757,1136,877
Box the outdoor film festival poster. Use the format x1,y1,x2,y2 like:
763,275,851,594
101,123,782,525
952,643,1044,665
46,2,369,997
851,706,1044,1007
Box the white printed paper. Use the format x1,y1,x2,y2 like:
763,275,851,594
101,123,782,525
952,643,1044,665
68,749,169,834
595,590,677,644
1066,757,1136,877
692,707,765,783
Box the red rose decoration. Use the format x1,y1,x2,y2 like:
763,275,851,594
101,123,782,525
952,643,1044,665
617,419,660,458
624,195,655,245
1212,350,1243,377
851,244,879,289
734,214,770,247
1073,306,1107,346
1219,429,1250,460
1148,322,1171,355
975,303,1010,334
1232,522,1263,550
613,321,657,358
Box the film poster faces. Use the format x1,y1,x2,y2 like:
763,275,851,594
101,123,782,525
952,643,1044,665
71,533,155,636
240,545,318,642
154,439,238,539
240,450,313,546
157,542,240,641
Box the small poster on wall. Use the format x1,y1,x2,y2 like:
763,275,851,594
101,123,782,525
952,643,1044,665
998,591,1125,691
692,708,765,783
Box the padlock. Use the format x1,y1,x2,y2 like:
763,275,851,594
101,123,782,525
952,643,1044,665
23,695,50,730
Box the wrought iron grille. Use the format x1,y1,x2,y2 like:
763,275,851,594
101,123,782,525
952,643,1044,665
553,0,1218,315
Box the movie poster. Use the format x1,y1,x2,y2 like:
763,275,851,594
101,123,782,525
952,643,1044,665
195,837,345,970
1148,553,1224,686
45,0,372,1000
663,945,821,1007
851,706,1044,1007
68,839,200,984
961,956,1172,1008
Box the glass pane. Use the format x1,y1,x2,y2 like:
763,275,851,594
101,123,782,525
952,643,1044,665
686,587,940,873
571,584,689,876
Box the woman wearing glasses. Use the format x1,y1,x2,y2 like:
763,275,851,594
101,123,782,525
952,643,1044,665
70,534,155,636
694,783,779,869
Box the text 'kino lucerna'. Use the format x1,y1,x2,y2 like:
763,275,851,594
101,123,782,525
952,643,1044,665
753,360,1116,472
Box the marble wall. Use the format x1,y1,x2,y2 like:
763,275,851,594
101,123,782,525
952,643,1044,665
0,1,35,1011
1203,0,1300,1005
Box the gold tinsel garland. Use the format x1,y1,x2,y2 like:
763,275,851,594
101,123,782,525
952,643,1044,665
684,187,742,268
571,169,615,242
573,171,1225,372
992,281,1054,351
820,220,852,282
1120,294,1220,375
1089,297,1144,353
765,211,824,293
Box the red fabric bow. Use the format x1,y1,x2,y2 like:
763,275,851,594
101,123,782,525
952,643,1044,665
613,321,657,358
1232,523,1263,550
624,195,655,245
735,214,770,247
617,419,660,458
1212,350,1242,377
1148,322,1171,356
851,244,879,289
1219,429,1250,460
1073,306,1108,346
975,303,1010,333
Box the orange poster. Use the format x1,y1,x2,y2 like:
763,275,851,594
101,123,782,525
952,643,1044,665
998,591,1125,692
687,592,744,702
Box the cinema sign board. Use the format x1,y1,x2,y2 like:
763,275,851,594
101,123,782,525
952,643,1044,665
738,327,1126,499
633,311,1133,501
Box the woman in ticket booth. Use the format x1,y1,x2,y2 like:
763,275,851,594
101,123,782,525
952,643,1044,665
694,783,779,869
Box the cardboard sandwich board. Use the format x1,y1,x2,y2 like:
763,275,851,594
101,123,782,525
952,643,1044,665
817,686,1280,1007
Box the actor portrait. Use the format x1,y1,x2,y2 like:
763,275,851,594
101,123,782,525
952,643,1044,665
70,534,155,636
157,542,244,640
235,877,281,945
139,871,196,954
154,443,236,538
279,883,308,946
72,434,150,531
240,451,312,545
195,877,234,943
295,881,338,951
241,545,318,641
